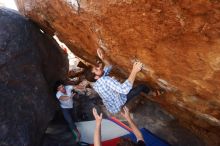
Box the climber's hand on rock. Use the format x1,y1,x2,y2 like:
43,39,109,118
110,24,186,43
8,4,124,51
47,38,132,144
97,48,104,60
132,61,143,73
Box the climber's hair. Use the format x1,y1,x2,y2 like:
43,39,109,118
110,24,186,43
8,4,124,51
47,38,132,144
54,80,64,92
117,138,137,146
84,65,96,82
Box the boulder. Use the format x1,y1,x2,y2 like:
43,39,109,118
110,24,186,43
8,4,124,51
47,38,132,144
0,8,68,146
15,0,220,145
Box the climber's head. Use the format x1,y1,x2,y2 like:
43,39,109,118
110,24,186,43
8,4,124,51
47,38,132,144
85,65,104,82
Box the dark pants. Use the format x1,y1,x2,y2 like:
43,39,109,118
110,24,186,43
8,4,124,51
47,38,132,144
126,84,150,103
61,108,76,130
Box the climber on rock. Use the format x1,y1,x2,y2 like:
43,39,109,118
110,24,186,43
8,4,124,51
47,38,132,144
54,80,81,142
85,48,157,114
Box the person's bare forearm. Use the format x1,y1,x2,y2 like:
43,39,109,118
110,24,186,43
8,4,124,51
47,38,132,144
121,107,144,141
127,117,143,140
127,70,138,85
102,57,111,67
97,48,111,67
127,61,142,85
59,95,70,101
94,123,102,146
93,108,103,146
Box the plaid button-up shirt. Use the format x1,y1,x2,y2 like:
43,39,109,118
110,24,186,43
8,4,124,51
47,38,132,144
93,66,132,113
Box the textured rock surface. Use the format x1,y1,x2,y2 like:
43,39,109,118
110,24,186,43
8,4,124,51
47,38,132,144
15,0,220,145
0,8,68,146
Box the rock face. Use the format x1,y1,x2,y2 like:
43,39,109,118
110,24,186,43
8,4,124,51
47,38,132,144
15,0,220,145
0,8,68,146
